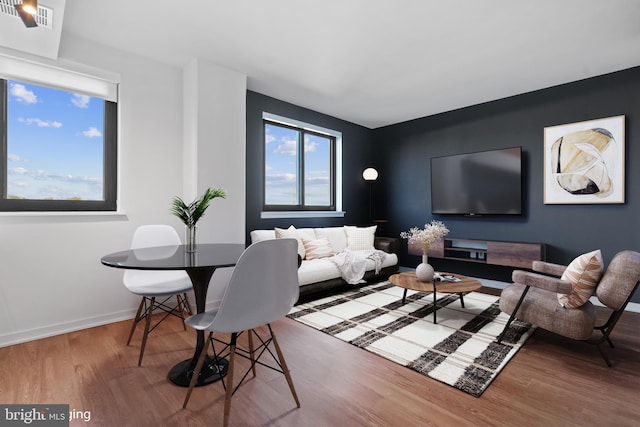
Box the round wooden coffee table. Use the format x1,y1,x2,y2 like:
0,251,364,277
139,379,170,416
388,271,482,323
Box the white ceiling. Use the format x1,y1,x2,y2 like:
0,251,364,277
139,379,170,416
3,0,640,128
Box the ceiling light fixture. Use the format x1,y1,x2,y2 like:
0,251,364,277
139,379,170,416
14,0,38,28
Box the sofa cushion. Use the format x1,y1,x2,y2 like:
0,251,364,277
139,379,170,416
275,225,305,259
344,225,377,251
297,252,398,286
558,249,604,308
302,237,335,260
250,229,276,243
296,228,317,241
315,227,348,253
297,258,342,286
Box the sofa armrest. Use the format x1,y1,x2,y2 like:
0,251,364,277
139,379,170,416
375,237,399,255
532,260,566,277
512,270,572,294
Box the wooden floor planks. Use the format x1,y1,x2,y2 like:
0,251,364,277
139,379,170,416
1,300,639,426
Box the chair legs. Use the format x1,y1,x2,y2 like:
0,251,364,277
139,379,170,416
178,293,193,330
183,331,213,409
588,303,629,367
248,330,257,378
497,285,531,344
223,333,238,427
183,325,300,426
127,293,193,366
138,296,155,366
269,324,301,408
127,298,146,346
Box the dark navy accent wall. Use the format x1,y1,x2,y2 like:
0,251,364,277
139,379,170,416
373,66,640,302
245,91,375,242
246,67,640,303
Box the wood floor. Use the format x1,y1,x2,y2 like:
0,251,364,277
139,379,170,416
1,292,639,426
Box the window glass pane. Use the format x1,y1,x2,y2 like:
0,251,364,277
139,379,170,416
7,80,105,201
304,133,331,206
264,123,299,205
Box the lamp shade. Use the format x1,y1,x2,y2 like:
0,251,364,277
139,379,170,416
362,168,378,181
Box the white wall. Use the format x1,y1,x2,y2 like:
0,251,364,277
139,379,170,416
0,35,247,347
183,58,247,304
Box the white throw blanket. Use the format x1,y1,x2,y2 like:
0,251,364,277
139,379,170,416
331,249,388,284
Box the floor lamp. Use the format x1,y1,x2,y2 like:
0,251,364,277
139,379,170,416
362,167,378,224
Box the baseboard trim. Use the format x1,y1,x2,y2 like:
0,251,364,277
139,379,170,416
0,308,138,348
0,298,225,348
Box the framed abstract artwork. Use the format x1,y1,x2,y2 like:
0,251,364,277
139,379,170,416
544,115,625,204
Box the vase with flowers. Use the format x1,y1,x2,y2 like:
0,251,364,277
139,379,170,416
400,220,450,282
170,187,226,252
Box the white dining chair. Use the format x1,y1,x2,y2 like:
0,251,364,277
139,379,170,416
182,238,301,427
124,224,193,366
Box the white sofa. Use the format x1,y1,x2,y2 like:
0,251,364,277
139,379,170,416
250,226,399,299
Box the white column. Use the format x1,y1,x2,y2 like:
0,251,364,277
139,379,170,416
182,59,247,308
182,58,247,244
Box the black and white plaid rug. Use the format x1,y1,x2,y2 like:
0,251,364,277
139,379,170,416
288,281,534,397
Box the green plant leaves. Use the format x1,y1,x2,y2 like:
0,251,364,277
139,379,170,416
170,187,226,227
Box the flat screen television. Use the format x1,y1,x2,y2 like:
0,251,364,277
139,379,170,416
430,147,523,215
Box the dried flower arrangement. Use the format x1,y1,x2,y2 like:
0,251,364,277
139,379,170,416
400,220,450,254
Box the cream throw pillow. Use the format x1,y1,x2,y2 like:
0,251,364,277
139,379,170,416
558,249,604,308
302,238,335,260
275,225,305,259
344,225,377,251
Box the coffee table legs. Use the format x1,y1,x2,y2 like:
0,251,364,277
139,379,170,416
433,281,437,323
400,280,467,324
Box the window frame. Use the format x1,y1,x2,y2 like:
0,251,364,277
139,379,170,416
0,66,118,212
261,112,344,218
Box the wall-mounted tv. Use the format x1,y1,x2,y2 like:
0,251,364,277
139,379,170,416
431,146,523,216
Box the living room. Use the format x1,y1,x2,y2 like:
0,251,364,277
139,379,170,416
1,1,639,426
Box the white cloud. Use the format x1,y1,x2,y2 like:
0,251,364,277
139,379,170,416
9,83,37,104
8,166,99,184
304,140,317,152
270,136,317,154
9,167,28,175
265,173,296,184
71,93,90,108
274,138,297,156
7,167,103,200
18,117,63,128
82,127,102,138
8,153,22,162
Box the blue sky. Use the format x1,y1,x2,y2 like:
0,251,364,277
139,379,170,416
264,123,330,205
7,80,104,200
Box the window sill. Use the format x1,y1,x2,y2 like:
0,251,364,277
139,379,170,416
0,211,127,219
261,211,346,219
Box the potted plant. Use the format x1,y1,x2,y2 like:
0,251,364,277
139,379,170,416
170,187,226,251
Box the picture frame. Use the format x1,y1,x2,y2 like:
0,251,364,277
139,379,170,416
543,115,625,204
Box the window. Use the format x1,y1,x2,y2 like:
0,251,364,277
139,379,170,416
262,113,343,217
0,58,118,212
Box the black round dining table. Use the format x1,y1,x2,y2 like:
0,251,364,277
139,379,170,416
101,243,246,387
